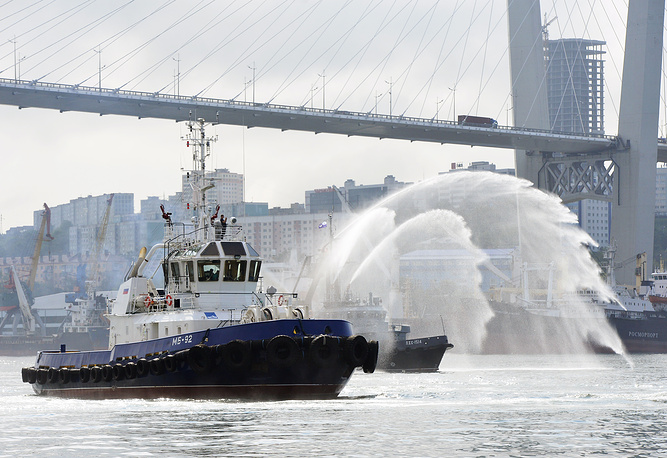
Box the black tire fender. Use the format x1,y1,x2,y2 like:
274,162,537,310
112,363,125,381
149,358,165,376
101,365,114,382
363,340,379,374
222,340,252,372
58,368,71,384
266,335,301,368
136,359,150,377
91,366,103,383
79,367,91,383
124,362,138,379
36,368,48,385
47,367,59,384
163,354,178,372
26,367,37,384
344,335,369,367
187,345,213,373
308,335,340,367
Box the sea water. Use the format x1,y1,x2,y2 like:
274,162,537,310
2,353,667,457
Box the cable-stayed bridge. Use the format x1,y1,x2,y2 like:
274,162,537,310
0,78,618,155
0,0,664,283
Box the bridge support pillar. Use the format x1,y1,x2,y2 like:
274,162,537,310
612,0,664,284
506,0,551,183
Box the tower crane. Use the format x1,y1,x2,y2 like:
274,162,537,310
88,194,114,294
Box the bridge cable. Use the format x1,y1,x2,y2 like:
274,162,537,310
0,0,92,73
157,0,287,96
52,1,176,84
329,1,415,111
186,0,297,98
199,0,325,101
17,1,135,83
101,0,217,91
264,1,354,106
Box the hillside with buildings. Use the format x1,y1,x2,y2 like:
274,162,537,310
3,160,667,296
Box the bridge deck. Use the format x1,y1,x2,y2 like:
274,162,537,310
0,79,631,156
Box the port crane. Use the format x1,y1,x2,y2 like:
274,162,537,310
0,204,53,336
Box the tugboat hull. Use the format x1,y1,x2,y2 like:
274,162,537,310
23,319,379,400
378,335,452,372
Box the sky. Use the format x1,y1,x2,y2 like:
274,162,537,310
0,0,638,231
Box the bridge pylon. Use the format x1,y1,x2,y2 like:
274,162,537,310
507,0,551,181
508,0,664,285
612,0,664,284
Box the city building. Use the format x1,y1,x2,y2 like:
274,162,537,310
546,38,609,247
305,175,410,214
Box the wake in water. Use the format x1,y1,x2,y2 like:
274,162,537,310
307,171,624,355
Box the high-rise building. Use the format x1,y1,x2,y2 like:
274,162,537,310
545,38,605,135
305,175,410,214
546,38,609,247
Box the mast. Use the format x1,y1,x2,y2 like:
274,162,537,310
182,118,217,238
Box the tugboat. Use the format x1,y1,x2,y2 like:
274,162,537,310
21,119,378,400
321,291,453,372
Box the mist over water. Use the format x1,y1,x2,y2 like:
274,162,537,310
307,171,624,354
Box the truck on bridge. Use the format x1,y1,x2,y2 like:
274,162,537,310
458,115,498,128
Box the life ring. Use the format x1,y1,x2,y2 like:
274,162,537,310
112,363,125,381
266,335,301,368
308,335,340,367
277,295,285,306
144,295,153,307
344,335,369,367
221,340,252,372
165,294,173,306
187,345,212,373
362,340,379,374
136,359,150,378
79,367,91,383
124,362,138,379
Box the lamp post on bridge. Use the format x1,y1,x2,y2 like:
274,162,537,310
248,62,256,103
9,37,17,82
310,83,319,109
374,91,383,115
385,77,393,116
436,98,444,121
318,70,326,109
173,54,180,96
448,85,456,120
95,46,105,91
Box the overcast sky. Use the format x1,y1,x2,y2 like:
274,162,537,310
0,1,638,230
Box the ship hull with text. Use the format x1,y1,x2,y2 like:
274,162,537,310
378,331,453,372
322,294,453,371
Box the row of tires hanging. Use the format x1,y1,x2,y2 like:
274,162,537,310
22,334,379,385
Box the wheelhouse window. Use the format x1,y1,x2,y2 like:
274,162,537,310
223,260,247,282
248,260,262,282
197,260,220,282
186,261,195,283
170,262,180,283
